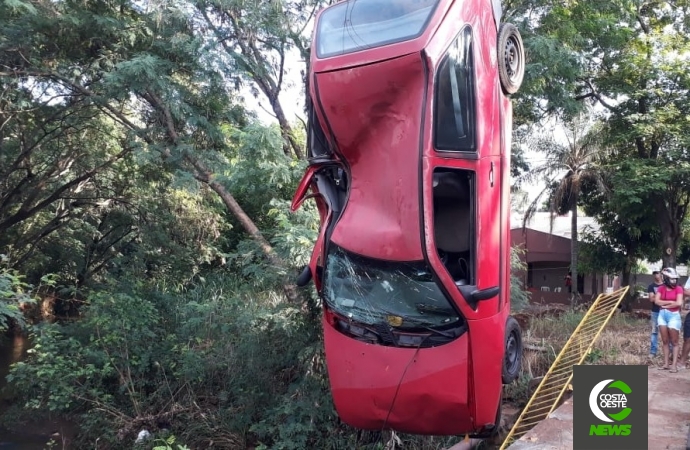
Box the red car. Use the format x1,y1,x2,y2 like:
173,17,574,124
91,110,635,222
292,0,524,437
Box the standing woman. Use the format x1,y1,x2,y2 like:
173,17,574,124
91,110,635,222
655,267,684,372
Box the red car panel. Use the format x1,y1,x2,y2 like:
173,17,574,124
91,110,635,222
315,52,426,261
323,315,473,434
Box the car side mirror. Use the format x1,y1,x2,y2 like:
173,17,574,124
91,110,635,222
296,265,313,287
457,284,500,310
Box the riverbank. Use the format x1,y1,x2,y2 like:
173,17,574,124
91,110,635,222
0,335,76,449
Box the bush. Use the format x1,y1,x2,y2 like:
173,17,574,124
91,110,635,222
4,274,330,448
510,246,530,312
0,259,55,332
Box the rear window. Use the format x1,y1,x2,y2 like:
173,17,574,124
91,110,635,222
434,27,476,152
315,0,439,58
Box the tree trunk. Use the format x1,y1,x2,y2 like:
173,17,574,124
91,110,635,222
120,88,300,301
7,71,301,302
185,155,299,303
660,226,678,268
272,97,304,160
199,9,305,160
185,156,282,269
570,200,579,307
620,256,634,312
655,197,680,268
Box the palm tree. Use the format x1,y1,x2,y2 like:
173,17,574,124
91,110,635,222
521,113,607,306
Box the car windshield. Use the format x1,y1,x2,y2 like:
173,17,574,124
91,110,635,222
316,0,440,58
323,245,460,328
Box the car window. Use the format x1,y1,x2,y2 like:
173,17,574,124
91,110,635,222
315,0,439,58
434,27,476,152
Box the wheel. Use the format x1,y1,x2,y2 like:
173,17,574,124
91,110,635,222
502,315,523,384
497,23,525,95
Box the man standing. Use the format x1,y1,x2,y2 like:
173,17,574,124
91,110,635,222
648,270,664,358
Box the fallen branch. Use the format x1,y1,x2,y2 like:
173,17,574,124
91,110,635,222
524,344,549,352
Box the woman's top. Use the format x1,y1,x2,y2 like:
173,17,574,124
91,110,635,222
657,285,683,313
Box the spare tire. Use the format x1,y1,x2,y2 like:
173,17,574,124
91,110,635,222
502,315,523,384
497,23,525,95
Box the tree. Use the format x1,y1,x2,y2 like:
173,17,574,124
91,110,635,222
195,0,330,159
0,86,134,247
578,159,663,306
0,0,304,299
521,114,606,304
511,0,690,268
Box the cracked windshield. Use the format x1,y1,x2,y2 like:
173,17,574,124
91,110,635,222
324,245,460,328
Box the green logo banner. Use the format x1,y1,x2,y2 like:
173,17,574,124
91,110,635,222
574,365,647,450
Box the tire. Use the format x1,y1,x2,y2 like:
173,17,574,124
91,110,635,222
502,315,523,384
497,23,525,95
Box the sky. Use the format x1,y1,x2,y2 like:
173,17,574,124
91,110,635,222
240,48,308,126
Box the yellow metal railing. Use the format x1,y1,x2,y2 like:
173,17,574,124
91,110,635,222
499,285,630,449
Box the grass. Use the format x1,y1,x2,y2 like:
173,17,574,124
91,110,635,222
525,309,651,366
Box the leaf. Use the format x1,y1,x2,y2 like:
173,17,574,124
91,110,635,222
3,0,37,14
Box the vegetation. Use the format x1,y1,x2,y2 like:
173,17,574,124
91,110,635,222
508,307,651,407
512,0,690,272
520,113,606,304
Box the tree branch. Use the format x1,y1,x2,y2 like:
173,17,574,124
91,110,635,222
0,146,131,233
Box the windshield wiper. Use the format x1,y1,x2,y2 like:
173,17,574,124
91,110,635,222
415,302,456,316
374,307,461,338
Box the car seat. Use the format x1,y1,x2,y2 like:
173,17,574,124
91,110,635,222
432,172,471,282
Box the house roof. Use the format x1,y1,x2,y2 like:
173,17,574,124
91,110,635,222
510,211,600,239
510,228,571,263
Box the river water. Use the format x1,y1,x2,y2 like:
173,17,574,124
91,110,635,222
0,335,75,449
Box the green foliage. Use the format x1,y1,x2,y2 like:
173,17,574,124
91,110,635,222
512,0,690,267
503,373,533,406
7,0,678,449
0,265,32,332
585,348,603,364
152,435,190,450
0,260,54,331
510,246,530,312
4,272,321,448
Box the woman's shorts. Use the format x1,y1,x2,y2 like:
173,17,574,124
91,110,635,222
658,309,682,331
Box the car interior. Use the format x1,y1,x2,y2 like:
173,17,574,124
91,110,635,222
433,169,474,286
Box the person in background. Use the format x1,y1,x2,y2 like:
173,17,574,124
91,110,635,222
678,275,690,369
648,270,664,359
564,271,572,293
655,267,684,372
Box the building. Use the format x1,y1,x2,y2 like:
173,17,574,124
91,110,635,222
510,212,620,305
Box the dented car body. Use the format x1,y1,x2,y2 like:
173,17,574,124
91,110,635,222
291,0,525,437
